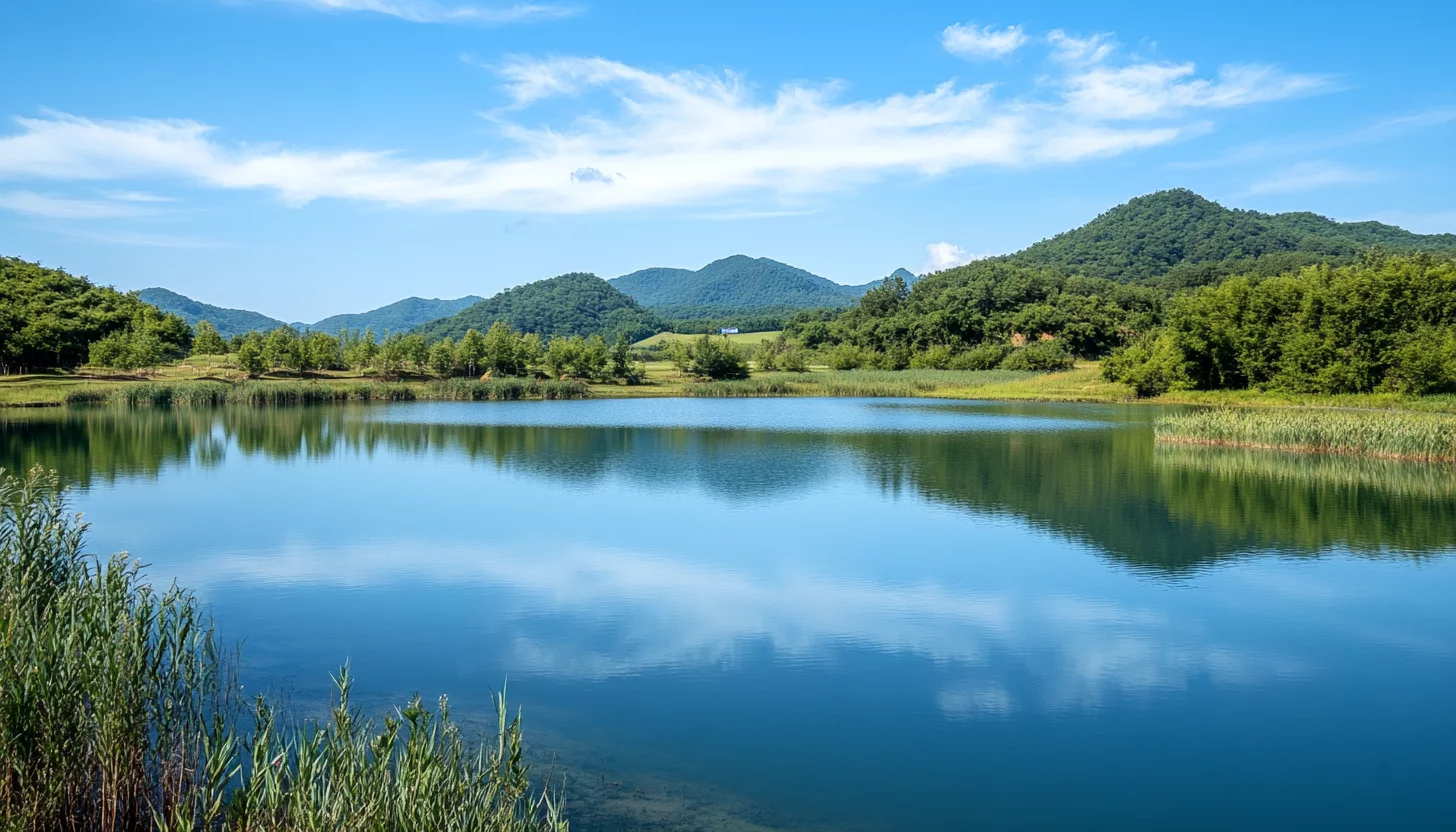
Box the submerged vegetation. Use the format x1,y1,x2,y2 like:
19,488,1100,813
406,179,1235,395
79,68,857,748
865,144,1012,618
0,468,566,831
1155,407,1456,462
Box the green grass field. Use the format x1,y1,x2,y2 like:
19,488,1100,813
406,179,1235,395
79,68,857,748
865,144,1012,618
632,330,782,347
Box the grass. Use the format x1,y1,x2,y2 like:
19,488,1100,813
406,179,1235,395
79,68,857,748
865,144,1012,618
0,467,566,831
429,378,589,401
632,330,782,348
1155,407,1456,462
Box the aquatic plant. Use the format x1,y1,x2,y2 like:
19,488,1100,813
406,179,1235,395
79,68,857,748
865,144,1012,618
1155,407,1456,462
0,467,566,832
429,378,589,401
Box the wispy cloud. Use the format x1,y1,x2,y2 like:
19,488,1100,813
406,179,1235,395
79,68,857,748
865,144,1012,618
266,0,582,24
0,190,156,219
1047,29,1118,65
941,23,1029,59
1243,161,1380,195
921,241,988,273
0,28,1332,215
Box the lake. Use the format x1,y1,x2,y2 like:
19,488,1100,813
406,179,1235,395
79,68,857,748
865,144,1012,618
3,398,1454,830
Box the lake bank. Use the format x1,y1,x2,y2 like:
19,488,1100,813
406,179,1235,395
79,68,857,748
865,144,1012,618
5,360,1456,418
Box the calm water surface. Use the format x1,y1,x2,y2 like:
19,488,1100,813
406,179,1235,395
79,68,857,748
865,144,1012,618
4,398,1455,830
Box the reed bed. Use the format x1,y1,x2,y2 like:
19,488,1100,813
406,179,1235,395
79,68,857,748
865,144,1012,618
685,369,1036,398
1155,407,1456,462
0,467,566,832
429,379,589,401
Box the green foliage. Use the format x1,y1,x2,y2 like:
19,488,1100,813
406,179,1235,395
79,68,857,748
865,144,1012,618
610,255,865,316
677,335,751,380
191,321,229,356
946,343,1011,371
1014,188,1456,284
0,258,192,373
0,468,566,832
998,340,1075,372
1155,407,1456,462
1103,254,1456,395
428,336,459,378
417,272,664,343
825,343,873,371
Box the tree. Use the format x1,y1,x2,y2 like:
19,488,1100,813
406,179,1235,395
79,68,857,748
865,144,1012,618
682,335,750,380
482,322,519,376
191,321,227,356
609,334,632,379
456,328,486,376
428,337,458,378
236,332,268,377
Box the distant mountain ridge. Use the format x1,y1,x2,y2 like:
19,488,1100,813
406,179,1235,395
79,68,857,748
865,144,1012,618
139,289,482,340
302,295,482,335
609,255,914,317
415,272,664,342
137,288,288,340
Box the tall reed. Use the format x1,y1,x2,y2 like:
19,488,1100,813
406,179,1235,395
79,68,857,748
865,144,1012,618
1155,407,1456,462
0,468,566,832
428,379,589,401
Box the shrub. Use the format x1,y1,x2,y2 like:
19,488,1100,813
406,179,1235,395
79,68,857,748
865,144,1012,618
948,343,1011,371
1102,332,1194,398
681,335,750,380
825,343,871,371
998,340,1075,372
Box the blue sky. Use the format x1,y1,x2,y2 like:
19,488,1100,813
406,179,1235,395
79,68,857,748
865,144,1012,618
2,0,1453,322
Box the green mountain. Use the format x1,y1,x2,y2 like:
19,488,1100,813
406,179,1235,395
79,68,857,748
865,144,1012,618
303,295,482,336
138,288,287,339
1012,188,1456,285
610,255,873,317
415,272,665,342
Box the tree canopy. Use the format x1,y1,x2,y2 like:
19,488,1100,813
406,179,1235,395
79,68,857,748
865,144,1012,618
415,272,665,343
1,258,191,373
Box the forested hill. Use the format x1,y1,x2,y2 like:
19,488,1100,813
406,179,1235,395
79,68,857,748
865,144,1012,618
1012,189,1456,286
304,295,483,336
415,272,665,342
138,288,287,339
3,259,192,372
610,255,869,317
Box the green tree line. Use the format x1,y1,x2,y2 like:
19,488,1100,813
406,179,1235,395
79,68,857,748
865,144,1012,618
1102,252,1456,396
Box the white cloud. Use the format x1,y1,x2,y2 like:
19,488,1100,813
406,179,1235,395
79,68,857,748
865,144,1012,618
922,242,985,273
1047,30,1117,65
1062,63,1330,120
1244,161,1379,195
0,31,1331,215
941,23,1028,59
0,190,154,219
270,0,581,24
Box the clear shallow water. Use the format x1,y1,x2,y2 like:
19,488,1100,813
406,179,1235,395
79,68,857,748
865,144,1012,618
3,398,1455,830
